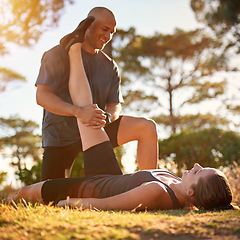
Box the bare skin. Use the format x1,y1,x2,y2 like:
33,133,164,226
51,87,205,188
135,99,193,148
36,84,106,126
5,49,225,211
36,7,158,169
117,116,158,169
57,164,217,210
56,42,181,210
68,43,109,150
57,181,175,211
83,8,117,54
6,163,219,211
6,181,45,204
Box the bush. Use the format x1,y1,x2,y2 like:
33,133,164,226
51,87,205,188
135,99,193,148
221,161,240,205
159,128,240,174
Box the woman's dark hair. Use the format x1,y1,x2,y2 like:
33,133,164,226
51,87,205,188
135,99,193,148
192,171,233,210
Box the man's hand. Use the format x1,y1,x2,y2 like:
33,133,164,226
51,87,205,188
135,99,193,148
75,104,106,128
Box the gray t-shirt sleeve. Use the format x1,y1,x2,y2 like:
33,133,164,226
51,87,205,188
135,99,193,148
106,60,124,104
35,45,70,96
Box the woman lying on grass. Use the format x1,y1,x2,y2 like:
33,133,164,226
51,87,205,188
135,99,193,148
4,27,236,211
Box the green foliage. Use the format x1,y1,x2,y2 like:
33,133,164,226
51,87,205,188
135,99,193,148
153,113,230,133
159,128,240,174
191,0,240,33
0,171,7,186
70,152,84,178
0,1,73,92
0,116,42,185
113,28,229,133
16,160,42,186
191,0,240,52
113,145,125,170
0,0,74,52
0,67,26,92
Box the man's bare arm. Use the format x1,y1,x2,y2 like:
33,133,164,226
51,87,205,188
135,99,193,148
36,84,105,126
105,103,121,122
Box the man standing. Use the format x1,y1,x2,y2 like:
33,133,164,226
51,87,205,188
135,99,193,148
36,7,158,180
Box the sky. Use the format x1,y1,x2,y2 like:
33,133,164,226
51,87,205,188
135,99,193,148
0,0,239,186
0,0,205,125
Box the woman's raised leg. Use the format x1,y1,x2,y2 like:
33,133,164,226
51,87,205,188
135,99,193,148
68,43,109,151
68,43,122,175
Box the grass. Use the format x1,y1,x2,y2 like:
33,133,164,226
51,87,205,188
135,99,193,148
1,162,240,239
0,203,240,240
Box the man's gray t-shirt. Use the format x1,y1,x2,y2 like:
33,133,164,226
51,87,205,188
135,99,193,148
35,45,123,147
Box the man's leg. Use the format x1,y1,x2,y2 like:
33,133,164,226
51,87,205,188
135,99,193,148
41,141,82,180
117,116,158,170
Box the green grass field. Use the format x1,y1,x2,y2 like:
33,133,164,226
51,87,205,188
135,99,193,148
0,203,239,240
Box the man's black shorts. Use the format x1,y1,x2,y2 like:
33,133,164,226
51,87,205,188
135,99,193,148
41,116,123,180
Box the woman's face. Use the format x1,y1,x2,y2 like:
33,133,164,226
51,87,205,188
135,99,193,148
181,163,217,192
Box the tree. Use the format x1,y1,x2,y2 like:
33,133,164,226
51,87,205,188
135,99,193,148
0,114,125,185
70,152,84,178
16,160,42,186
0,0,74,52
191,0,240,118
113,28,231,134
159,128,240,175
153,113,230,133
0,0,74,91
191,0,240,51
0,116,42,185
0,171,7,187
0,67,26,93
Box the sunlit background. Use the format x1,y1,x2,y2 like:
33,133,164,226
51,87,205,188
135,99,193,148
0,0,239,187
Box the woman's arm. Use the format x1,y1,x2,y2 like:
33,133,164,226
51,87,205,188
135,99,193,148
57,181,172,211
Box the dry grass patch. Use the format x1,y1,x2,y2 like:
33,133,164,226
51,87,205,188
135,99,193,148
0,203,239,240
